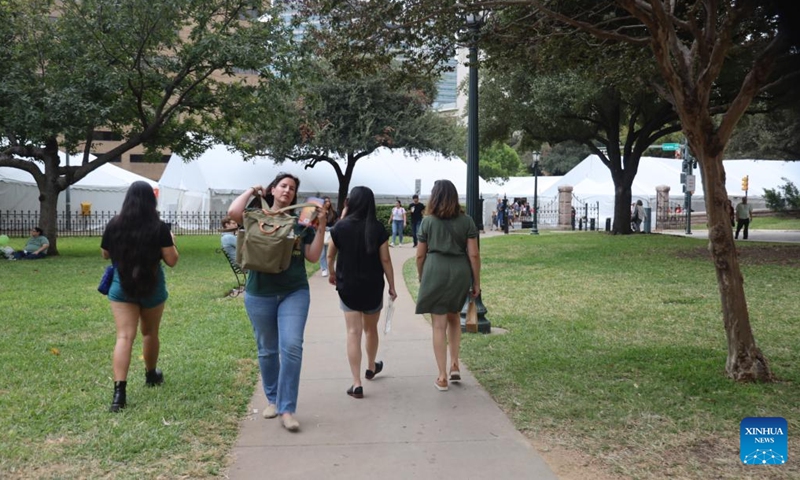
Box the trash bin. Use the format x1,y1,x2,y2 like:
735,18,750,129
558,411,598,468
644,207,652,233
605,218,611,232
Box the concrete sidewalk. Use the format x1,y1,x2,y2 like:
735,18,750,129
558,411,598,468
226,244,557,479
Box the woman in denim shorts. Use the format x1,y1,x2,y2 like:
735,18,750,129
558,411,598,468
327,186,397,399
101,181,179,412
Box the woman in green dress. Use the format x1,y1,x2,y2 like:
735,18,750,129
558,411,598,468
415,180,481,391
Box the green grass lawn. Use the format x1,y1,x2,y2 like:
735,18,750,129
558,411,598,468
405,232,799,479
751,213,800,230
0,236,316,479
2,233,798,479
0,237,248,479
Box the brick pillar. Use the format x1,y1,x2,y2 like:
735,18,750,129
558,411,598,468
558,186,573,228
656,185,670,230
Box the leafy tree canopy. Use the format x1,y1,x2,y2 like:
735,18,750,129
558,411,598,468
240,59,463,210
478,142,523,183
0,0,294,253
540,141,591,176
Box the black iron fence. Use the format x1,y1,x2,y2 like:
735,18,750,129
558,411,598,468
1,211,231,237
517,195,560,226
572,196,601,231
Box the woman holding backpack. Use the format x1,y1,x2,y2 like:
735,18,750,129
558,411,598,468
228,173,327,432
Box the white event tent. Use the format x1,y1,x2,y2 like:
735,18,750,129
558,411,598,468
539,155,800,223
158,145,493,214
0,152,158,213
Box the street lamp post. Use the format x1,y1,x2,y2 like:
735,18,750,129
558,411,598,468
530,152,540,235
465,11,482,230
460,9,490,334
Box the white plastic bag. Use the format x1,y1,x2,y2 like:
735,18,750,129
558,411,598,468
383,297,395,334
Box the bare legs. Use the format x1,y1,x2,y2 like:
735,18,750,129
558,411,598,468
111,301,164,381
344,311,364,388
432,312,461,388
447,312,461,374
344,311,381,389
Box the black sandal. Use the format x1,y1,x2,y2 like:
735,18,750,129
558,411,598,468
346,385,364,398
365,360,384,380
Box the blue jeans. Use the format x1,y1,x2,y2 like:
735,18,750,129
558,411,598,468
391,220,404,245
13,251,46,260
411,220,422,246
244,289,310,415
320,227,331,271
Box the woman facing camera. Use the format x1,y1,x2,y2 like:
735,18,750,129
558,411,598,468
415,180,481,392
228,173,327,432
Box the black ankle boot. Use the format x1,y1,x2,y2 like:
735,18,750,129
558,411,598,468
145,368,164,387
109,381,127,412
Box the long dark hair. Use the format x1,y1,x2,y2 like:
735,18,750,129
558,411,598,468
263,173,300,208
427,179,462,219
343,186,382,255
322,196,338,225
105,181,162,297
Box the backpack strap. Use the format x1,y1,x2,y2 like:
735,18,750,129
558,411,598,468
253,193,317,215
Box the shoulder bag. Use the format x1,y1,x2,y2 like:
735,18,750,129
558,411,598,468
239,195,317,274
98,264,115,295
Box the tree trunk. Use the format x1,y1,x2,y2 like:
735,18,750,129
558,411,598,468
335,154,358,214
38,149,64,256
38,186,60,255
337,175,351,214
697,148,772,382
612,185,633,234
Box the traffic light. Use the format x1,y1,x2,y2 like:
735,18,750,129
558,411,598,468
741,175,749,192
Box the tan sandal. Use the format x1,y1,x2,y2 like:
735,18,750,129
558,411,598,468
434,378,448,391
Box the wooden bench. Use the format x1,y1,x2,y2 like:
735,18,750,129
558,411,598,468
216,248,246,295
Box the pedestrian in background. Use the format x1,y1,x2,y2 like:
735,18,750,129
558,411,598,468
735,197,753,240
101,181,179,412
327,186,397,399
389,200,406,246
631,200,645,233
408,194,425,247
319,196,338,277
727,199,736,227
415,180,481,392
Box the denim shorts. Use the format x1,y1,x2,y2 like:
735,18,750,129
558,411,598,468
108,265,168,309
340,298,383,315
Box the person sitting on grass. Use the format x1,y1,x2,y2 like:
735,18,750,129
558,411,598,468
9,227,49,260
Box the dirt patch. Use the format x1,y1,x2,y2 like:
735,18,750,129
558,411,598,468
676,244,800,267
528,435,626,480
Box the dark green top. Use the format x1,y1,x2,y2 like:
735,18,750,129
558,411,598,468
245,223,315,296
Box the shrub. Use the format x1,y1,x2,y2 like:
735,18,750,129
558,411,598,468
763,178,800,211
